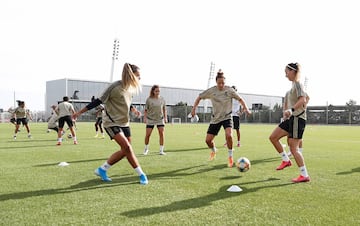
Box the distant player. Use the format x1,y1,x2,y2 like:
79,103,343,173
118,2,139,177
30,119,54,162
8,107,17,126
47,105,59,133
55,96,77,145
143,85,167,155
13,101,32,139
94,104,105,138
224,85,242,148
191,70,251,167
269,62,310,183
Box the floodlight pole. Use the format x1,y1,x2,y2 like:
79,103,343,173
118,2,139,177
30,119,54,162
204,62,215,114
110,38,120,83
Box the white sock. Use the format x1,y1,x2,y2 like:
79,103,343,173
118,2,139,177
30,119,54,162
211,147,217,152
73,136,77,142
160,145,164,152
280,152,290,161
135,166,144,176
145,144,149,150
100,162,111,171
300,166,309,177
58,137,62,142
228,149,233,157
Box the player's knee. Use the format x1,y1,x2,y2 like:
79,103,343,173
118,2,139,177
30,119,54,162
225,134,232,140
269,134,276,143
122,143,132,153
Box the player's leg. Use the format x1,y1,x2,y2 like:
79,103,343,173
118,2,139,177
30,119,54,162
157,125,166,155
289,117,309,183
57,118,65,145
224,126,234,167
206,123,221,160
23,119,31,138
66,116,77,144
99,118,104,137
233,116,241,146
94,119,99,137
269,123,291,170
144,125,154,155
95,127,148,184
14,119,21,139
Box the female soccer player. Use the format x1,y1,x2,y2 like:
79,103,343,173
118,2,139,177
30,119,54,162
269,63,310,183
55,96,77,145
94,104,105,138
143,85,167,155
191,70,251,167
224,85,242,148
13,101,32,139
47,105,59,133
72,63,148,185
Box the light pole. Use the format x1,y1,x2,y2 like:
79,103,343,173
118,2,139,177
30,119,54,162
110,38,120,82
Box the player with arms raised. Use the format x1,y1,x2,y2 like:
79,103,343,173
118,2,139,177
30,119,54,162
191,70,251,167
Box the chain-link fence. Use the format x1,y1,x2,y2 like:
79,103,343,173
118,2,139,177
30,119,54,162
5,104,358,125
161,105,360,125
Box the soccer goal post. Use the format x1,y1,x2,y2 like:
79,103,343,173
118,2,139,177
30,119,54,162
171,118,181,124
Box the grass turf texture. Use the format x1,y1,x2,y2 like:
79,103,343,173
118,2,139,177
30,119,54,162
0,122,359,225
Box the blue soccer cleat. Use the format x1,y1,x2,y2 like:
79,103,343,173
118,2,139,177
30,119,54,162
94,167,112,182
139,174,148,185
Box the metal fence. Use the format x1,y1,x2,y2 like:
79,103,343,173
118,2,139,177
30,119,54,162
3,105,359,125
160,105,360,125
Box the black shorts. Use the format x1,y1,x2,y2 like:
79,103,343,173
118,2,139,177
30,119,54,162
10,118,16,124
207,119,233,136
105,126,131,139
146,124,165,129
16,118,28,125
58,115,74,128
233,116,240,130
95,117,103,125
279,116,306,139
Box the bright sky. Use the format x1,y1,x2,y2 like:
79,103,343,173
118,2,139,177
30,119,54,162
1,0,359,111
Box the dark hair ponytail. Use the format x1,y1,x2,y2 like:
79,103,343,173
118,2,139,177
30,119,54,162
216,69,225,80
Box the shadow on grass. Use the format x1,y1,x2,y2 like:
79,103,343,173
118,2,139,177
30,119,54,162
336,167,360,175
163,147,208,153
0,164,207,202
121,178,293,218
0,177,138,202
0,138,79,150
33,158,108,167
0,144,63,150
250,157,279,165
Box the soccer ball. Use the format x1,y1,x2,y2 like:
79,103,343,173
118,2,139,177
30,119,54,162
67,134,73,138
236,157,251,172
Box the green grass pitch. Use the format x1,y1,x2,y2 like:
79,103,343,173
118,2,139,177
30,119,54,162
0,122,359,225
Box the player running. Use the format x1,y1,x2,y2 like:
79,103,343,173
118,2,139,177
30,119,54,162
191,69,251,167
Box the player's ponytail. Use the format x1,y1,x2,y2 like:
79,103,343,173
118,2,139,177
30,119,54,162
216,69,225,81
121,63,141,94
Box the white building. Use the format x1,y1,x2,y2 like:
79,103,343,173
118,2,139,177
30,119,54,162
46,78,282,121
